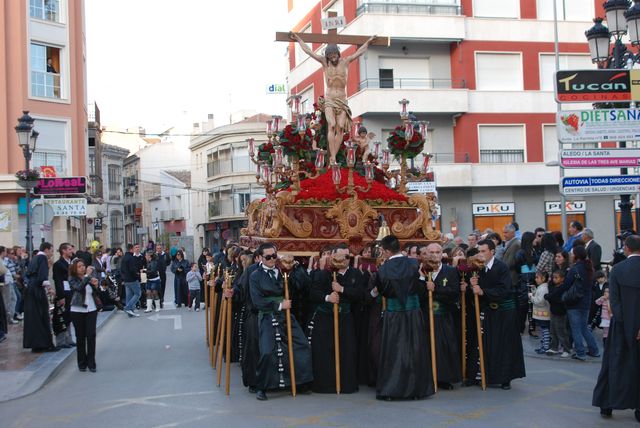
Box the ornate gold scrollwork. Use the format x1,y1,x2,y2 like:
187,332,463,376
242,192,313,239
390,193,441,241
325,198,378,240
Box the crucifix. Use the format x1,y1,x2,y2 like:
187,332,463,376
276,11,390,164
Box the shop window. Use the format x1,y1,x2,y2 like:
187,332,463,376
545,214,586,234
473,215,514,234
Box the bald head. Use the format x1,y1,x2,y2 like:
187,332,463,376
425,243,443,264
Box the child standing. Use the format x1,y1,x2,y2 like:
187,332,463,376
186,263,202,311
595,287,611,346
530,271,551,354
545,269,573,358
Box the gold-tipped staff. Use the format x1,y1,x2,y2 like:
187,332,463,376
332,271,341,395
472,271,487,391
461,274,467,382
427,271,438,393
225,273,234,395
283,272,297,396
216,272,229,384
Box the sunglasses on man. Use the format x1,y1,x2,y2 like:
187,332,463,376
263,254,278,261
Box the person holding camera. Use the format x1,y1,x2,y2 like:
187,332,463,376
69,258,101,372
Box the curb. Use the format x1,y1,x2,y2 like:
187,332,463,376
0,309,116,403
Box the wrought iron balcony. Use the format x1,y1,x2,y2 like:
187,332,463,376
356,1,462,16
358,78,466,90
479,150,525,164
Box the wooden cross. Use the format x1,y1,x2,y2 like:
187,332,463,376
276,10,390,47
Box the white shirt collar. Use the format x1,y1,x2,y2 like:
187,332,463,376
388,254,404,260
485,257,495,271
432,263,443,278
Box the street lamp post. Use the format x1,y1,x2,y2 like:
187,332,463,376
585,0,640,241
15,111,39,256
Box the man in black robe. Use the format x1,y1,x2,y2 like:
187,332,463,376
422,243,461,389
249,243,312,401
374,235,434,400
467,239,525,390
23,242,57,352
308,243,364,394
593,234,640,422
237,252,261,392
52,243,74,348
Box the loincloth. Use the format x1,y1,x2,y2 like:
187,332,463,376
323,97,352,131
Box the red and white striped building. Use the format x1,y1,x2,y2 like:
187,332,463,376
284,0,630,255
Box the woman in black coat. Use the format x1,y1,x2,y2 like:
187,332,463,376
170,251,190,307
564,245,600,361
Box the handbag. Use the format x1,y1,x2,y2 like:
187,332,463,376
94,295,104,311
561,273,584,304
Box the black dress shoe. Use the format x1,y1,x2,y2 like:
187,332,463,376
248,386,257,393
599,408,612,418
78,366,87,372
89,367,97,373
256,390,268,401
501,382,511,390
69,342,76,347
438,382,454,390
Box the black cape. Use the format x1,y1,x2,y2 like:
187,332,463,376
375,256,434,399
308,267,364,393
593,255,640,410
23,254,54,350
250,265,313,391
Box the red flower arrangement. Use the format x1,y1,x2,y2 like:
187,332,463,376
278,124,314,159
257,142,275,164
387,126,425,159
292,169,408,203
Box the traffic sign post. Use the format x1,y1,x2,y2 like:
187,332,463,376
561,176,640,196
560,148,640,168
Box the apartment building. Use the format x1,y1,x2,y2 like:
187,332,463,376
0,0,88,248
284,0,628,256
190,114,269,254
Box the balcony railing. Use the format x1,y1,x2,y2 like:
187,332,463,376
356,1,462,16
31,70,61,99
359,78,466,90
207,155,252,178
430,152,470,163
208,199,234,218
479,150,525,164
160,209,184,221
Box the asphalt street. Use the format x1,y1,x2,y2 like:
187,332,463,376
0,271,636,428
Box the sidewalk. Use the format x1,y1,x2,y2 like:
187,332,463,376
0,310,115,402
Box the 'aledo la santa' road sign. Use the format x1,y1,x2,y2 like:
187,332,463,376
561,176,640,195
560,148,640,168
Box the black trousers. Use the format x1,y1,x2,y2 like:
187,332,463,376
71,311,97,369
